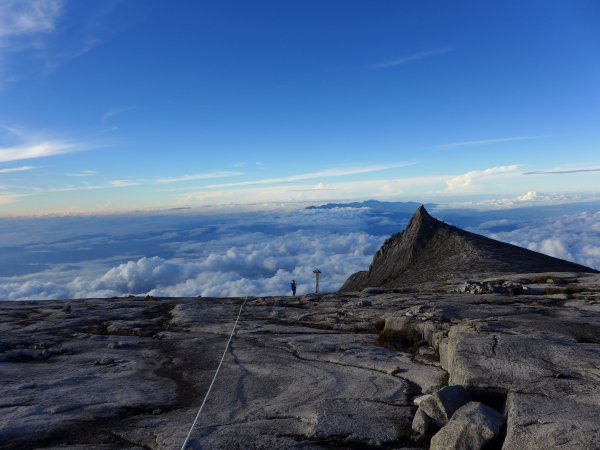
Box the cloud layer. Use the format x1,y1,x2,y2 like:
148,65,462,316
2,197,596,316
0,208,386,300
446,165,519,192
0,203,598,300
482,211,600,269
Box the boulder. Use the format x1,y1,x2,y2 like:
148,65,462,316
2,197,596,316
418,385,471,427
430,401,504,450
411,407,431,435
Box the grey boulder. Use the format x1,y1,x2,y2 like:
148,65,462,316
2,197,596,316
411,407,431,435
430,401,504,450
418,385,471,427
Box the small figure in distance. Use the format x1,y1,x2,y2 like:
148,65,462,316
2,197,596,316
291,279,297,296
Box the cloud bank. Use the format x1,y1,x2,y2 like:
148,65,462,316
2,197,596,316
0,203,598,300
446,165,519,192
0,208,385,300
482,211,600,269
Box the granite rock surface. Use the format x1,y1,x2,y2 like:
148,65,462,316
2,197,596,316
1,271,599,449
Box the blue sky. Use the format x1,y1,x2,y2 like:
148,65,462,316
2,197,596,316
1,0,599,215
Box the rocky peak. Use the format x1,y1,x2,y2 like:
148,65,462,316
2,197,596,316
341,206,597,292
396,205,440,250
409,204,436,228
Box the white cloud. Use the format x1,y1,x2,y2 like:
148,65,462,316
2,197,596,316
109,179,142,188
0,165,34,174
181,174,447,206
0,140,80,163
1,204,598,301
523,168,600,175
0,229,383,300
0,193,25,205
0,208,385,300
478,219,514,230
583,245,600,258
446,165,520,192
0,280,70,301
0,0,63,88
444,191,600,210
485,211,600,269
0,0,120,88
156,171,242,184
67,170,97,177
200,163,413,190
372,48,453,69
516,191,538,201
102,107,135,121
437,135,550,149
535,238,572,260
0,0,62,38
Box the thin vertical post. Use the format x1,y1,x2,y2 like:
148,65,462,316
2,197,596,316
313,269,321,294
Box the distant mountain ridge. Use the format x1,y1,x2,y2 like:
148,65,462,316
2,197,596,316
306,200,436,213
341,205,598,291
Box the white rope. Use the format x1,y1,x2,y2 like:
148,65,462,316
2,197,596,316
180,297,248,450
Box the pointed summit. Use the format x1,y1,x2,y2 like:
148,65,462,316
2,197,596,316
399,205,438,246
412,204,433,222
340,206,597,291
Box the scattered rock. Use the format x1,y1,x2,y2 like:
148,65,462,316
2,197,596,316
411,407,431,435
457,280,525,295
430,401,504,450
419,385,472,427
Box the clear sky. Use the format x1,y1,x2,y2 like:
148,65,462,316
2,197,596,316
1,0,599,215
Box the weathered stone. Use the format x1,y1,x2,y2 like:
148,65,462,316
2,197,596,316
430,402,506,450
413,394,431,406
411,407,431,434
1,268,600,449
430,401,504,450
419,385,471,427
503,392,600,450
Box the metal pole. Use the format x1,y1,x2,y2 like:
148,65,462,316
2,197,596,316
313,269,321,294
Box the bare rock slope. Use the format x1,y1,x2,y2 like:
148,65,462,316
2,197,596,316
340,205,597,291
1,208,600,449
1,271,600,449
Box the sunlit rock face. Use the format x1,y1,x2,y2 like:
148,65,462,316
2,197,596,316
340,205,597,292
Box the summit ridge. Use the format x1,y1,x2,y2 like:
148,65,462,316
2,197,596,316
341,205,597,291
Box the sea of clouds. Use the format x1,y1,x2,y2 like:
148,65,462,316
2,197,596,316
0,201,599,300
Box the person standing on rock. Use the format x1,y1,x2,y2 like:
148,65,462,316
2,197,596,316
291,280,297,296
